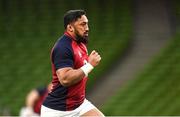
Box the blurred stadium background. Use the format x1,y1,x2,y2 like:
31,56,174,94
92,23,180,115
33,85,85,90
0,0,179,116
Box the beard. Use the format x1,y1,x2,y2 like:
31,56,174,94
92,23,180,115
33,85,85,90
74,30,89,44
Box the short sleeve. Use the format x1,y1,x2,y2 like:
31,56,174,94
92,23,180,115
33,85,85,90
36,86,47,96
52,42,74,70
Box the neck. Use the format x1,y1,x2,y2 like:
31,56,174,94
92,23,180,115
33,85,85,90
66,30,75,37
64,31,76,41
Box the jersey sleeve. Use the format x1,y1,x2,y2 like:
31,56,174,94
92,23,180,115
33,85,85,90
52,42,74,70
36,86,47,96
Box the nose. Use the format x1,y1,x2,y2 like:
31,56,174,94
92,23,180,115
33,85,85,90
85,24,89,31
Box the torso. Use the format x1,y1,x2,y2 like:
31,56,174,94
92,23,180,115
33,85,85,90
43,33,89,111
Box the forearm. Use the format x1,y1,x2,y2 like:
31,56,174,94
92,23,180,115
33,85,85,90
26,90,39,108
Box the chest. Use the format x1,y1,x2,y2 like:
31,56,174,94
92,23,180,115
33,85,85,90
71,42,88,69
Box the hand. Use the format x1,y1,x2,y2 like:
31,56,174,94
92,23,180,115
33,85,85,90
88,50,101,67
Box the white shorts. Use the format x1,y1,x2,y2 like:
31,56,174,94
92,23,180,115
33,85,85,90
19,107,39,117
41,99,96,117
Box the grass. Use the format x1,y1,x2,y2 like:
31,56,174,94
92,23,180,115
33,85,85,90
102,0,180,115
102,28,180,116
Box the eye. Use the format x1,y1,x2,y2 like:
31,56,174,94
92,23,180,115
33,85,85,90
81,22,88,27
81,23,86,26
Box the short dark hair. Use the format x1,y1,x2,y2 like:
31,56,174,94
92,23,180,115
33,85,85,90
63,9,86,29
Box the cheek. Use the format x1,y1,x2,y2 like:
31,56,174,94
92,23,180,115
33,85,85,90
77,28,84,34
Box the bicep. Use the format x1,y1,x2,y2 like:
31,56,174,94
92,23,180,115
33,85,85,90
56,67,75,87
56,67,73,79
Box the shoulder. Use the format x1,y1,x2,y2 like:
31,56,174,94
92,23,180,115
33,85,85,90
36,86,47,96
52,35,73,54
54,35,72,50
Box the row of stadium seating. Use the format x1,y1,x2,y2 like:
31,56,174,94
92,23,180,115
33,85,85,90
102,0,180,115
0,0,132,115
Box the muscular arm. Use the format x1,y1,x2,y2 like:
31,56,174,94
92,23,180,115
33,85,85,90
56,67,85,87
56,50,101,87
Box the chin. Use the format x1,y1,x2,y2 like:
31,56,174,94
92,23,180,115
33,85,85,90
83,37,89,44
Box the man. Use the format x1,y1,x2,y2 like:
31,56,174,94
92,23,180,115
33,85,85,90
20,83,52,117
41,10,104,117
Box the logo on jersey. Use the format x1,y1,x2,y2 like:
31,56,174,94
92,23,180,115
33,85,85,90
78,51,82,58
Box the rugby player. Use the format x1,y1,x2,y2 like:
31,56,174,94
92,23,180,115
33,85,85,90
41,9,104,117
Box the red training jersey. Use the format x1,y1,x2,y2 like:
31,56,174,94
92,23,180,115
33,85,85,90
43,32,89,111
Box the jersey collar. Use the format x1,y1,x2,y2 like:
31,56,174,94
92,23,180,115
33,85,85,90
64,31,77,42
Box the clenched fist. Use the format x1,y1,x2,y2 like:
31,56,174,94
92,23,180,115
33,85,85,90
88,50,101,67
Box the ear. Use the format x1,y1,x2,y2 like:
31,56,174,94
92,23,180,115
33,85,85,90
67,24,74,32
